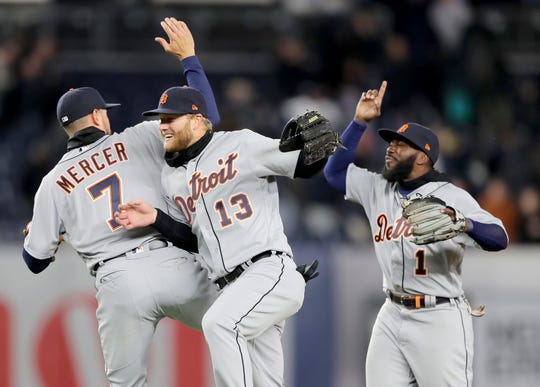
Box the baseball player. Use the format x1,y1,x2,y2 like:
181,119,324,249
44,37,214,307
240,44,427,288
22,18,221,386
113,87,335,386
323,80,509,386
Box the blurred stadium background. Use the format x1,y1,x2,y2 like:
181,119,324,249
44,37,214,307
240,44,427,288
1,0,539,386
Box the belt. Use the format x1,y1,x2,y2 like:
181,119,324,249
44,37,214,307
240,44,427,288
387,290,451,309
91,238,169,274
214,250,282,290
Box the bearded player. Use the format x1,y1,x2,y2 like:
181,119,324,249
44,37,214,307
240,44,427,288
113,85,338,385
22,18,220,386
324,81,508,386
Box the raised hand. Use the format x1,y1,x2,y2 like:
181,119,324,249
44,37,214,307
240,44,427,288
354,80,387,123
155,17,195,60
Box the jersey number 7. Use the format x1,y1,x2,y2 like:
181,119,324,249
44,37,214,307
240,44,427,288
86,173,123,231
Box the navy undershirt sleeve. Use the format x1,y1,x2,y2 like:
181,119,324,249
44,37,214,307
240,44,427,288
154,209,198,253
182,56,220,126
22,249,53,274
294,150,327,178
466,220,508,251
323,120,367,194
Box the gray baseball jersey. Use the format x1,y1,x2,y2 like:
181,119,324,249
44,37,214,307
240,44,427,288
25,121,165,270
345,165,505,297
24,121,218,385
160,128,306,387
345,164,507,386
162,129,298,280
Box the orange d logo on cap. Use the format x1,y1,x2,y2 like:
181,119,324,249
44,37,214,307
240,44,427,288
398,124,409,133
142,86,209,117
160,93,169,105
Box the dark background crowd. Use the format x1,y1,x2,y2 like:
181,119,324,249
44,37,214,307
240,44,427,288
1,0,539,244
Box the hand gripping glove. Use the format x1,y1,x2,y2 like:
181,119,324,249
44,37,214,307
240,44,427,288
279,110,342,165
402,195,467,244
296,259,319,283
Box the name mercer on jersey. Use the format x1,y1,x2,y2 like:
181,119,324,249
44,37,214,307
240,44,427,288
55,142,128,195
174,152,238,223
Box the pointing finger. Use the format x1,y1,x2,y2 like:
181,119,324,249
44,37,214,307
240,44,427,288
377,80,387,102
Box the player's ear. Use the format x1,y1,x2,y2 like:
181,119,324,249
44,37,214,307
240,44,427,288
90,109,102,126
190,114,204,131
415,151,430,166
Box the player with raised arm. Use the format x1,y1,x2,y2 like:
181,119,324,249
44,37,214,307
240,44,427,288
22,18,220,386
323,80,508,386
113,89,339,386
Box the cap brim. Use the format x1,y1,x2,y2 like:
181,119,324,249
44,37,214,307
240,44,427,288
378,128,405,143
142,108,187,116
378,128,425,154
105,103,121,109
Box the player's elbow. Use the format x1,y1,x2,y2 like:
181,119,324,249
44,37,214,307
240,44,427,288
22,249,53,274
487,236,509,252
482,230,509,252
27,265,46,274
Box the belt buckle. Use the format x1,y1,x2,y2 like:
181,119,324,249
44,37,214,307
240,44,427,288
215,269,237,290
222,274,233,286
401,295,422,309
388,291,424,309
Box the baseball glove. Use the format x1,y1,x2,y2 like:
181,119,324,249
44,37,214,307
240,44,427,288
279,110,342,165
402,195,467,244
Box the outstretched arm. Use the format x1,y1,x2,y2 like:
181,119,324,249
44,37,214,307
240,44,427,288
324,80,387,193
323,121,367,193
156,17,220,126
115,200,198,252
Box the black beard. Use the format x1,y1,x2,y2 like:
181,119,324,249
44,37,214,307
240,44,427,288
382,154,416,182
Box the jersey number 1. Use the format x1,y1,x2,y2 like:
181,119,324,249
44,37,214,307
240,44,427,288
414,249,427,276
86,173,123,231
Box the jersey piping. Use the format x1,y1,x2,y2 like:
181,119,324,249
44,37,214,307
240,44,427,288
194,146,229,274
232,255,286,387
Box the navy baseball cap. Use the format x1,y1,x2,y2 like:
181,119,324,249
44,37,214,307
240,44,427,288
56,87,120,126
378,123,439,163
142,86,208,117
